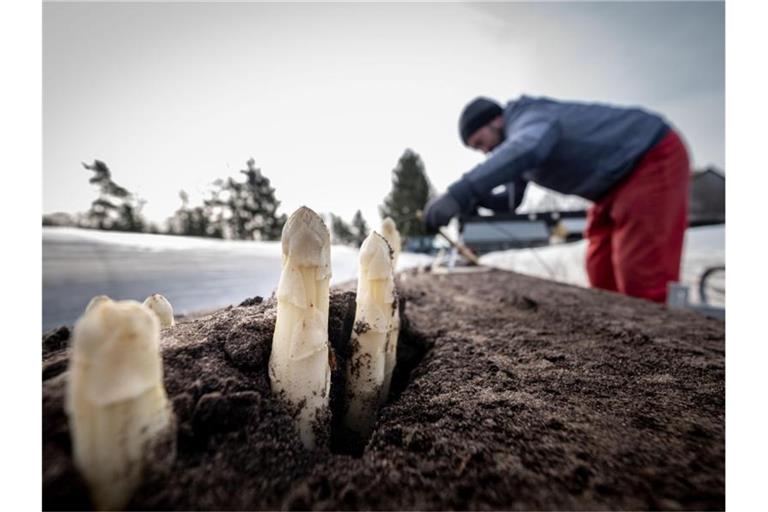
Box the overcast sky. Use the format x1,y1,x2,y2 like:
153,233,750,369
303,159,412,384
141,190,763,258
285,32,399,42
43,1,724,229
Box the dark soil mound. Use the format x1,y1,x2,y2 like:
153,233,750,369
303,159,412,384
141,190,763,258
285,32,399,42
43,268,725,510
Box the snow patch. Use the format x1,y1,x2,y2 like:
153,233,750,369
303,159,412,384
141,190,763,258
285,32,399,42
42,227,432,331
479,225,724,306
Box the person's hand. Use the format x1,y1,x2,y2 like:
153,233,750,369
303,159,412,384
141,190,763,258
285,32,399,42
423,192,461,233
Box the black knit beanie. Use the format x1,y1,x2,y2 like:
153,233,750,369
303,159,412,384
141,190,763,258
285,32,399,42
459,97,503,145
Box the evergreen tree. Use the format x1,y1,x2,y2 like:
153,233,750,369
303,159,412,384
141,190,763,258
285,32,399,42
379,148,433,239
202,184,227,239
207,159,286,240
351,210,369,247
171,190,193,235
168,190,220,238
82,160,146,232
330,213,357,246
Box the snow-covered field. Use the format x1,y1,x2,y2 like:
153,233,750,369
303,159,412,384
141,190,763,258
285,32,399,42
43,225,724,331
480,224,725,307
42,227,433,331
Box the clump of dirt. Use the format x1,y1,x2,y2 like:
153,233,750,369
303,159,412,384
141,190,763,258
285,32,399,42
43,269,724,510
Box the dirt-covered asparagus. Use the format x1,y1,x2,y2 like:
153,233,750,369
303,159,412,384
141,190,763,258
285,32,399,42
66,299,176,510
269,206,332,449
380,217,401,269
343,231,397,442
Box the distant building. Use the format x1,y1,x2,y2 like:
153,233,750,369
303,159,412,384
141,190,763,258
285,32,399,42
459,169,724,254
689,167,725,226
462,218,551,253
460,210,587,254
404,235,439,254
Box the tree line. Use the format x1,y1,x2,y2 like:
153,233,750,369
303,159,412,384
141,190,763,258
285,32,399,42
43,149,434,247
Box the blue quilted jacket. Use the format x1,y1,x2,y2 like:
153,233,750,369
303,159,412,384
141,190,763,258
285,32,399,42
448,95,670,212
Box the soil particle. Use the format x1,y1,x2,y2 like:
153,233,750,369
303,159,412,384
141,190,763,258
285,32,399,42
238,295,264,307
43,269,724,510
353,321,370,336
42,325,70,356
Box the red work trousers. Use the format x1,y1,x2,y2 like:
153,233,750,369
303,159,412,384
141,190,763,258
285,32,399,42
585,130,690,303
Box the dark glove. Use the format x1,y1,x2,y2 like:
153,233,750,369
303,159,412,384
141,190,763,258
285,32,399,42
423,192,461,233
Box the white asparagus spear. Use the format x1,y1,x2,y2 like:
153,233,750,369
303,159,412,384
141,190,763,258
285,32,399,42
343,231,396,440
380,217,402,269
143,293,175,328
378,218,402,400
269,206,332,449
66,300,175,511
84,294,111,314
381,299,400,402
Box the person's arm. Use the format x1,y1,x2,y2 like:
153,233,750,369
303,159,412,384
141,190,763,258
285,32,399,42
475,178,528,213
448,112,559,211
